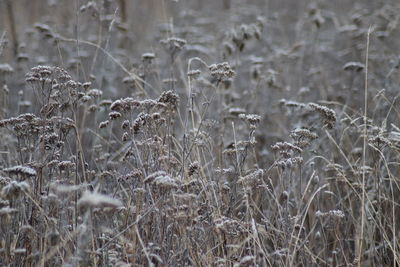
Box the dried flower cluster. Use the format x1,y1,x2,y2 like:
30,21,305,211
308,103,337,129
0,1,398,266
160,37,187,59
208,62,236,81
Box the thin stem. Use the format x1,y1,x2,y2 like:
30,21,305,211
358,25,372,267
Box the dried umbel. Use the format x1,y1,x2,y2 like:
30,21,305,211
272,141,304,170
88,104,99,112
290,128,318,140
208,62,236,82
158,90,179,110
34,23,55,38
280,99,306,108
368,132,391,148
109,111,122,120
77,191,122,210
1,181,30,200
237,169,264,188
139,99,159,110
229,107,246,116
51,116,75,133
86,88,102,97
143,171,168,184
316,209,346,229
144,171,179,190
0,63,14,74
214,216,249,237
187,69,201,79
0,206,18,216
224,20,264,55
0,113,43,139
343,61,365,72
25,65,87,114
308,103,337,129
118,169,143,182
153,175,178,190
276,156,303,169
132,112,151,134
162,78,178,87
122,132,129,141
3,165,37,177
142,52,156,64
271,142,303,154
110,97,140,112
290,128,318,148
0,114,74,165
160,37,186,59
57,161,76,172
0,198,9,208
235,255,257,267
121,120,130,130
99,120,109,129
239,113,261,129
82,82,92,90
99,99,113,107
0,113,33,127
26,66,67,84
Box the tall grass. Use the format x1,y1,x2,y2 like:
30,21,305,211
0,1,399,266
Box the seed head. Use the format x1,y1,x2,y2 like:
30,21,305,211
78,191,122,209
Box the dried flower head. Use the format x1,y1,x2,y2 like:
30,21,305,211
214,216,248,236
271,142,302,154
99,100,113,107
82,82,92,90
3,165,37,177
343,62,365,72
188,161,200,176
160,37,187,58
78,191,122,209
144,171,178,190
316,209,346,230
142,52,156,64
239,113,261,129
158,90,179,110
316,209,345,218
290,128,318,140
1,181,30,200
308,103,337,129
0,63,14,74
229,108,246,116
87,89,102,97
99,120,109,129
237,169,264,188
132,112,151,134
276,156,303,169
109,111,122,120
57,161,76,171
140,99,158,110
0,206,18,216
208,62,235,81
110,97,140,112
34,23,54,37
187,69,201,79
290,128,318,148
280,99,307,108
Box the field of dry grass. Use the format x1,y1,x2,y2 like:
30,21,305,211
1,0,400,266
